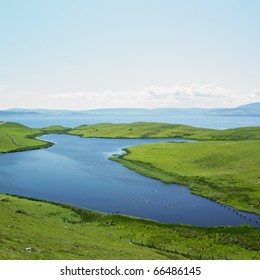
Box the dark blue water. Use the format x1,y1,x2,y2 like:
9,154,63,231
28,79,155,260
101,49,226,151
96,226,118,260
0,134,259,227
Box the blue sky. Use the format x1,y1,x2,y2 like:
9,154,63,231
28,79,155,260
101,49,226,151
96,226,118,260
0,0,260,109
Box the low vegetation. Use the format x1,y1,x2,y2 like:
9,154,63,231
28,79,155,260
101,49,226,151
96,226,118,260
40,125,71,134
111,140,260,215
69,122,260,140
0,122,52,153
0,122,70,153
1,121,259,153
0,195,259,260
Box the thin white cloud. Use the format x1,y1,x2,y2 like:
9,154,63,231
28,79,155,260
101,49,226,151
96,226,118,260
49,84,260,109
3,85,258,110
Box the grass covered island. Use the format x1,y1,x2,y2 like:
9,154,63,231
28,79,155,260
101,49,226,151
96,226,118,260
0,121,260,259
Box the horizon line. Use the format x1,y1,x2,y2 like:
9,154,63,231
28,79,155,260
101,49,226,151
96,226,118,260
1,101,258,112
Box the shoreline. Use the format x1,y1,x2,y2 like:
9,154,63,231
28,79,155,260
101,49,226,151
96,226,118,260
109,141,260,217
1,121,260,219
1,193,260,260
111,155,260,218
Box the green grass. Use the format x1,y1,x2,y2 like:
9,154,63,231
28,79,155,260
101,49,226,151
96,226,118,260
111,140,260,215
1,121,259,153
69,122,260,140
40,125,71,134
1,121,260,259
0,122,52,153
68,122,213,139
0,122,70,153
0,194,259,260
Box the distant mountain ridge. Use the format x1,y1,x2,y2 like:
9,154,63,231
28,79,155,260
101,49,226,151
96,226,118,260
208,102,260,117
0,102,259,117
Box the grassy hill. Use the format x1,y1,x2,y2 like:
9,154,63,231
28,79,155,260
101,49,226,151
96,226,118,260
111,140,260,215
40,125,71,134
0,122,52,153
1,121,260,154
0,194,259,260
0,122,70,153
69,122,260,140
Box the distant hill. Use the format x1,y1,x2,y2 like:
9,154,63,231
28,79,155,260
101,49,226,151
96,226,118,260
0,110,41,116
0,102,259,117
208,102,260,117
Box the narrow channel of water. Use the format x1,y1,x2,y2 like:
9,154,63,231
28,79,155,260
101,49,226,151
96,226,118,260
0,134,259,227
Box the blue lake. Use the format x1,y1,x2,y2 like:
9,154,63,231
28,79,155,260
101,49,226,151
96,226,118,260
0,134,259,227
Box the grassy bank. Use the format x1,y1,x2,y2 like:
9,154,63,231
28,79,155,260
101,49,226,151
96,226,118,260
0,194,259,260
111,140,260,215
69,122,260,140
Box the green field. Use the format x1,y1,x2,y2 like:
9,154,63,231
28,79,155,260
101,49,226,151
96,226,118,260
111,140,260,215
0,194,259,260
1,121,260,153
0,122,70,153
69,122,260,140
40,125,71,134
0,122,52,152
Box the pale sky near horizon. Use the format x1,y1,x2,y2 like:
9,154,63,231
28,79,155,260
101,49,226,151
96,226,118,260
0,0,260,109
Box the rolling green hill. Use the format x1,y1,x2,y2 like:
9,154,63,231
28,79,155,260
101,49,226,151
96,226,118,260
0,122,70,153
0,194,259,260
69,122,260,141
1,121,260,154
111,140,260,215
40,125,71,134
0,122,52,153
68,122,210,139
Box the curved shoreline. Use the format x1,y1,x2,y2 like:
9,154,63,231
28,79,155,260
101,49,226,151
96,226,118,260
1,121,260,219
110,142,260,217
1,193,260,260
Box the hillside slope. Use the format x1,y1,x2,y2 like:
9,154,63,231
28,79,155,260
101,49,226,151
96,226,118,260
0,195,259,260
0,122,70,153
111,140,260,215
69,122,260,140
